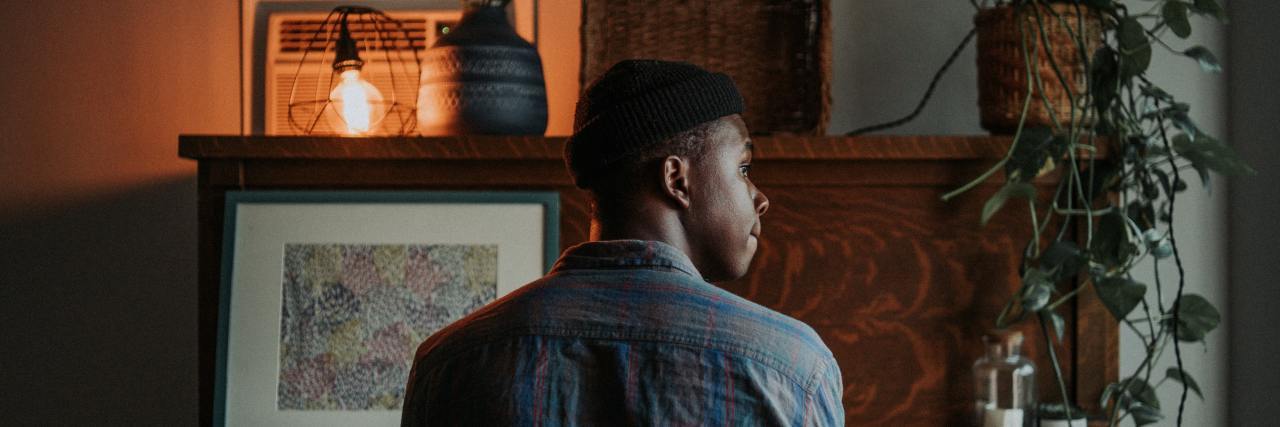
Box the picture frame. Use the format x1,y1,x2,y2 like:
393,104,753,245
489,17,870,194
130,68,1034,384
214,190,558,426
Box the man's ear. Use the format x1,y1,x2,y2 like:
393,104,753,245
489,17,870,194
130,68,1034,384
660,155,693,210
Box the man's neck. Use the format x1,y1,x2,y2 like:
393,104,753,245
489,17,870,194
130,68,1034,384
590,212,692,259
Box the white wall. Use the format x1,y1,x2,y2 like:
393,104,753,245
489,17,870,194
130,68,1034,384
1120,10,1229,427
830,2,1228,426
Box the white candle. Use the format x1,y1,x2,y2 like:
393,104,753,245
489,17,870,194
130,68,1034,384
1040,419,1087,427
982,408,1024,427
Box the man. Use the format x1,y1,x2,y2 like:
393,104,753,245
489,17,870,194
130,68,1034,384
402,60,844,426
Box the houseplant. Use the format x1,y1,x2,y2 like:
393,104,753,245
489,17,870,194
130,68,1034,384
945,0,1252,425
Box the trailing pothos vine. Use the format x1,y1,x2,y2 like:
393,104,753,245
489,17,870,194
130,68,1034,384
948,0,1253,425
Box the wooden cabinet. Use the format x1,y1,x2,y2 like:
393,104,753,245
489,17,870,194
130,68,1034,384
180,135,1116,426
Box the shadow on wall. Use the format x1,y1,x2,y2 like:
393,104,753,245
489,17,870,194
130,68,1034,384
0,175,198,424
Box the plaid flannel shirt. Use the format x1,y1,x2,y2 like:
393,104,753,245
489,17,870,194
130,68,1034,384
402,240,844,426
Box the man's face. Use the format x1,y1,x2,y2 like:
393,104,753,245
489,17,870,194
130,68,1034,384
686,115,769,282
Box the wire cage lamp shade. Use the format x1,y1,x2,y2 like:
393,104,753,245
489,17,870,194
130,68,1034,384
286,6,422,136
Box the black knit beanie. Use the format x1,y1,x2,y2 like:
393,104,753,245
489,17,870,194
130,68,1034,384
565,59,745,188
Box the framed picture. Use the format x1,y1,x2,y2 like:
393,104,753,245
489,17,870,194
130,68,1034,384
214,190,559,426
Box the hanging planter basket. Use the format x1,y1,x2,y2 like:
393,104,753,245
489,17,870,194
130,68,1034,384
975,3,1102,134
580,0,831,136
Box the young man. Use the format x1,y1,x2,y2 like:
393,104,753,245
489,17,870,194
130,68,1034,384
402,60,844,426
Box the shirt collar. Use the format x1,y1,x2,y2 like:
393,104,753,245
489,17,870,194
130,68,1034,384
549,240,702,278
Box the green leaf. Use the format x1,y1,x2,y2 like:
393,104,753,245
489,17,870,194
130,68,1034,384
1168,110,1203,142
1005,128,1065,181
1123,377,1161,409
1118,18,1152,80
1151,167,1176,198
1106,379,1163,425
1184,45,1223,73
1170,134,1214,188
1091,47,1120,111
1171,294,1221,342
1146,178,1165,201
1130,404,1165,425
1094,277,1147,320
1143,102,1191,121
1165,367,1205,400
1141,101,1187,125
1140,85,1175,102
981,182,1037,226
1090,210,1137,267
1191,163,1212,189
1127,200,1156,231
1191,0,1227,22
1122,45,1153,81
1021,268,1053,312
1041,241,1084,281
1163,1,1192,38
1134,90,1195,132
1085,159,1121,201
1118,17,1147,49
1173,133,1258,176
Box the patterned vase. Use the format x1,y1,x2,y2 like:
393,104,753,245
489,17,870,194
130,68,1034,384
417,5,548,136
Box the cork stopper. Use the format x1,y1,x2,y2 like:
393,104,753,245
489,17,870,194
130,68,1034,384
983,329,1024,358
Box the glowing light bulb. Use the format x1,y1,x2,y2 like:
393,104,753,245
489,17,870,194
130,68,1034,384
326,69,385,135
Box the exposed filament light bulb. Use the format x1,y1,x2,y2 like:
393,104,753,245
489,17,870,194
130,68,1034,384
323,12,386,136
327,69,384,135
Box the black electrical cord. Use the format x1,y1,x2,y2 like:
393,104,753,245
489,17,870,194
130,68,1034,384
846,27,978,136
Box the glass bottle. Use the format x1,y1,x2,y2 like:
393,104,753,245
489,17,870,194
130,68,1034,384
974,330,1036,427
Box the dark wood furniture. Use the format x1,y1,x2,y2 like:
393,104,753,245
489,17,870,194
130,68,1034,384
180,135,1117,426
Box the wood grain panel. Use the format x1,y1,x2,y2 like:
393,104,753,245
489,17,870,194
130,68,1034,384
238,159,574,187
717,184,1077,426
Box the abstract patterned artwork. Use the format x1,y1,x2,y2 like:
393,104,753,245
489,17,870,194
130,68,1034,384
277,243,498,410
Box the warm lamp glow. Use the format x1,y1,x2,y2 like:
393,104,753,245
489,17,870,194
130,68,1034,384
326,69,385,135
285,6,417,136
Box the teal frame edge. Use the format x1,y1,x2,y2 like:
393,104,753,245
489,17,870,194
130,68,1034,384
212,190,560,426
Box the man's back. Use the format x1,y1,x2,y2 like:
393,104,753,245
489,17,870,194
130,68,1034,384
401,240,844,426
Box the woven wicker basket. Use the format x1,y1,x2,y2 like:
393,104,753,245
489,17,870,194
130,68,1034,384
580,0,831,136
975,3,1101,134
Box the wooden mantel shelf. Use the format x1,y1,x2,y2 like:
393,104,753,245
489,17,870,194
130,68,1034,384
181,133,1115,426
179,134,1016,161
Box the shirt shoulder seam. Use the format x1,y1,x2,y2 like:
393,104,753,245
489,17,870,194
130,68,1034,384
417,326,825,393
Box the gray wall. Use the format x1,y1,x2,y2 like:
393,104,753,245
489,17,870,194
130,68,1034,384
829,0,983,135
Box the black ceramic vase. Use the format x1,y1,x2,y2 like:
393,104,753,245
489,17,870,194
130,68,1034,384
417,5,548,135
